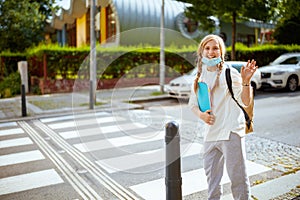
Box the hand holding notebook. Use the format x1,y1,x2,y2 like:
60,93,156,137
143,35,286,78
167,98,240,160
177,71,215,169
197,82,211,112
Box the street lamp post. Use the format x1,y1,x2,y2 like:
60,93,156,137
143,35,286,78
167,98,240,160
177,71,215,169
89,0,96,109
160,0,165,93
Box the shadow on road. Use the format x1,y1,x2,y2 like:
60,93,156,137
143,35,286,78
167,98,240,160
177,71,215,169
254,87,300,100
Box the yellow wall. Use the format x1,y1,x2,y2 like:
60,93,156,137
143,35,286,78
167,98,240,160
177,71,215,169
76,14,86,47
75,7,108,46
100,7,106,44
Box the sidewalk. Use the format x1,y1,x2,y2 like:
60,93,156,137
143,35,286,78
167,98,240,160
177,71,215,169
0,85,166,122
0,85,299,200
222,171,300,200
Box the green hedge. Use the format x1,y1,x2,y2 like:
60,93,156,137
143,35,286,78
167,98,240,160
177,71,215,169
1,43,300,98
0,72,21,98
227,43,300,67
24,43,300,81
0,52,26,81
26,44,197,80
3,43,300,81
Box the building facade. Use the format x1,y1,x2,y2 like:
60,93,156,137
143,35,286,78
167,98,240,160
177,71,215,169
51,0,204,47
50,0,275,47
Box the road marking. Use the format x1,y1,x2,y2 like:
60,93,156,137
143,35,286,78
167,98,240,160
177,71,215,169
0,137,33,149
48,116,126,129
59,122,147,139
0,122,17,128
40,112,110,123
0,169,64,196
96,143,202,173
48,121,86,129
0,150,45,167
40,115,75,123
59,127,103,140
0,128,24,137
74,131,164,153
19,121,102,200
96,122,147,133
34,120,139,200
130,161,271,200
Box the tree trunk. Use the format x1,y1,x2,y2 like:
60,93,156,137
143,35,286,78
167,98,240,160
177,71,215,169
231,11,236,61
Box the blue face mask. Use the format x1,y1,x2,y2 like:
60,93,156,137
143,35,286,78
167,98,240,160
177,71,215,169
201,57,222,67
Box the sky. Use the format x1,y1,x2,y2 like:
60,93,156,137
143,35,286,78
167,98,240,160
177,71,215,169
55,0,70,9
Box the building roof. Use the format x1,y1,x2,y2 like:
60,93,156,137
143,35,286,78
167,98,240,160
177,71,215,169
52,0,86,30
113,0,187,30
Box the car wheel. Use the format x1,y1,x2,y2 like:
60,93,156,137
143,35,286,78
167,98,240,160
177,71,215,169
286,76,298,92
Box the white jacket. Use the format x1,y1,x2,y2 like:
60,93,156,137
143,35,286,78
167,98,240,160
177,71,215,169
188,65,246,141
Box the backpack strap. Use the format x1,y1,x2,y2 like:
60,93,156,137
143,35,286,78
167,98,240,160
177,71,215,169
225,66,251,129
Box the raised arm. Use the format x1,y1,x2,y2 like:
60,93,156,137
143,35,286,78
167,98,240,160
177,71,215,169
240,59,258,106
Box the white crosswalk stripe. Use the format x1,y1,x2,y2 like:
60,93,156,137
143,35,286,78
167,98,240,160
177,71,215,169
47,115,125,129
0,169,64,196
40,112,110,123
0,150,45,167
0,127,24,136
0,137,33,148
130,161,271,200
96,143,202,173
59,122,147,140
0,124,65,198
0,122,17,128
74,131,164,152
0,111,272,199
39,110,272,199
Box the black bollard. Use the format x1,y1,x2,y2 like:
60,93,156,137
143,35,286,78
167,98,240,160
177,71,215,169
165,121,182,200
21,84,27,117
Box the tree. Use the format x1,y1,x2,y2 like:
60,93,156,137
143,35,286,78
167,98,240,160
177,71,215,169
0,0,60,52
273,0,300,44
274,16,300,45
179,0,278,60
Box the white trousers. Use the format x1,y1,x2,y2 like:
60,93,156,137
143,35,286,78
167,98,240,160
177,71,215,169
203,132,250,200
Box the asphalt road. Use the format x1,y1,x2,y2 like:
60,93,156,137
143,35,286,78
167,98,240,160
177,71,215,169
140,89,300,147
254,89,300,147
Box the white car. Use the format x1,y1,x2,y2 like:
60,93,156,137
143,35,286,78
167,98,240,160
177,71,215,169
259,53,300,92
167,61,262,99
167,67,197,99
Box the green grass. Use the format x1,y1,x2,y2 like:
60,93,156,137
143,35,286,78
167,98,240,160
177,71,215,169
79,102,105,107
151,91,165,96
28,100,72,110
29,99,105,110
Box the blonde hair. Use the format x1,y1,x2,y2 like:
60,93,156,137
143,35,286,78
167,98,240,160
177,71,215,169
193,34,226,93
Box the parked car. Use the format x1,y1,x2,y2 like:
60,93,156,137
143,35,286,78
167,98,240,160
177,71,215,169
259,53,300,92
167,61,262,99
167,67,197,99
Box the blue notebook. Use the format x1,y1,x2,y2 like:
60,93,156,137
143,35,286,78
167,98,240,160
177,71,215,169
197,82,211,112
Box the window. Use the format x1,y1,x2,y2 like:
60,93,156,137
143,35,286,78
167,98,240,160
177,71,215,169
281,57,299,65
183,17,198,33
67,23,76,47
106,6,116,42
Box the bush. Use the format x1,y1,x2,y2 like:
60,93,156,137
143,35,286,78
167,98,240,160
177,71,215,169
26,44,197,80
0,72,21,98
0,52,26,81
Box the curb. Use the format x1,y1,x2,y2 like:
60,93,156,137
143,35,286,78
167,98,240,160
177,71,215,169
0,95,172,123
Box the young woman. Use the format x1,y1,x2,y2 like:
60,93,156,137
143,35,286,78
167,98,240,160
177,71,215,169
188,34,257,200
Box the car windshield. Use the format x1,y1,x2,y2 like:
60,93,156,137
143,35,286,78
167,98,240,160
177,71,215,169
271,55,300,65
226,62,246,73
231,64,243,72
